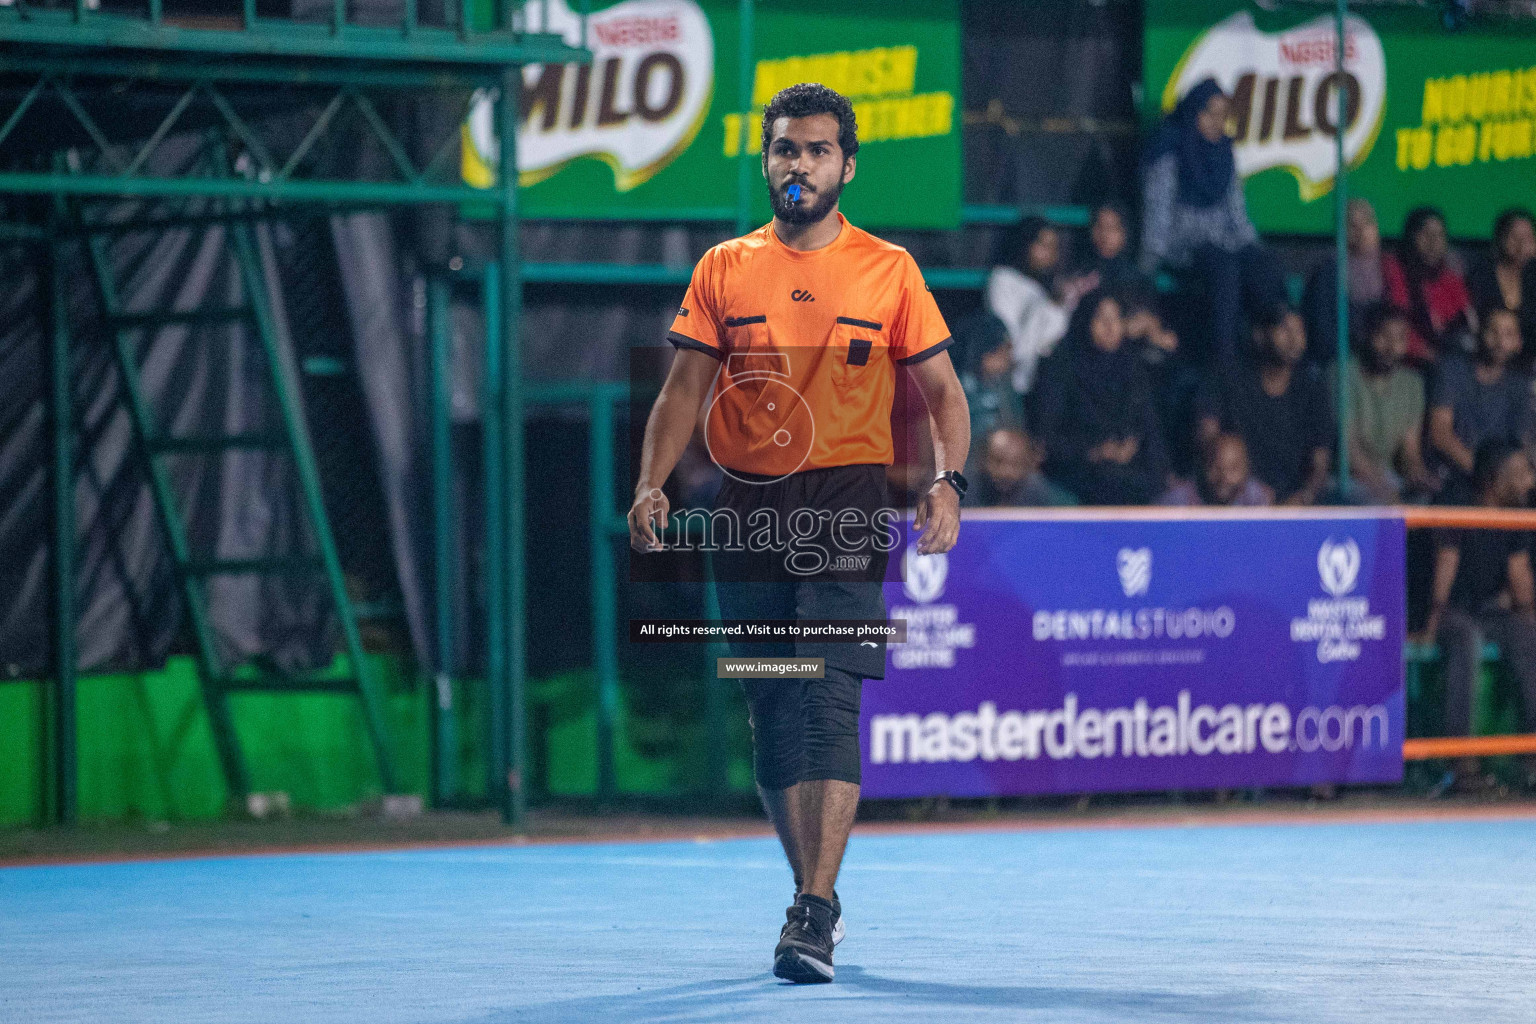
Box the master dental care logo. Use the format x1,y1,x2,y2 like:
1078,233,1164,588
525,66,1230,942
892,548,974,670
1318,536,1360,598
1291,537,1386,663
902,546,947,604
1166,11,1386,201
464,0,714,191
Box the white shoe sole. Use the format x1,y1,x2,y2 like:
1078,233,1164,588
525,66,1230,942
773,949,834,983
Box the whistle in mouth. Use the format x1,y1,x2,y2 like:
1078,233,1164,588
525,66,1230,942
787,184,802,203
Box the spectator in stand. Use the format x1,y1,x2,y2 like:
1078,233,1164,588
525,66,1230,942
1417,440,1536,778
1074,203,1183,366
1383,205,1475,366
1072,202,1198,476
1336,303,1435,504
1034,289,1169,505
965,427,1078,508
1139,77,1286,368
1467,207,1536,366
1196,307,1333,506
1302,197,1388,366
1073,205,1155,317
1426,306,1532,502
956,310,1023,442
985,216,1074,399
1160,432,1272,506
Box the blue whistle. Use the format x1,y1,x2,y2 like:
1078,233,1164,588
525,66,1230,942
787,184,802,203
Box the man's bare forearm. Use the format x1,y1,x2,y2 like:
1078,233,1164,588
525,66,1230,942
926,375,971,477
636,352,716,493
637,389,701,492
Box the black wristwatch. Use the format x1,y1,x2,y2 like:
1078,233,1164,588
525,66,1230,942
934,470,968,499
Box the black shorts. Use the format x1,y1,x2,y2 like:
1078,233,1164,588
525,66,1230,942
741,667,863,789
713,464,892,789
712,463,891,680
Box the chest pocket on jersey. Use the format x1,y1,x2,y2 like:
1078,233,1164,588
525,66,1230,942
832,316,887,388
722,315,783,386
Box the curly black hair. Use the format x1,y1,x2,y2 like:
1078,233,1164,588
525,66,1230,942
760,83,859,159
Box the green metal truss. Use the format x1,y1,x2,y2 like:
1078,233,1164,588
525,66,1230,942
81,205,402,798
0,0,589,207
0,1,583,67
0,61,499,207
6,1,589,825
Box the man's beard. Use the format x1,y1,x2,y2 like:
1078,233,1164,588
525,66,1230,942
769,176,844,224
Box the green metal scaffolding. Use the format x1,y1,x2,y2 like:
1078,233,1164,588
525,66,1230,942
1,0,591,825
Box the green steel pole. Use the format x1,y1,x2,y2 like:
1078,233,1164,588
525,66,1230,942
702,553,730,797
497,68,527,826
229,221,398,793
428,275,459,805
482,261,506,806
734,0,754,238
50,238,76,825
0,171,495,206
1334,0,1350,495
591,394,618,800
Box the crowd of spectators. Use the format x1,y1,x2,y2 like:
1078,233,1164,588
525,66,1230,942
959,75,1536,752
963,77,1536,519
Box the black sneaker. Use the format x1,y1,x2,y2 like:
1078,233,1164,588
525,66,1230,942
795,889,845,946
773,895,836,983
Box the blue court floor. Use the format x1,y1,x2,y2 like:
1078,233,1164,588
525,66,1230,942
2,816,1534,1024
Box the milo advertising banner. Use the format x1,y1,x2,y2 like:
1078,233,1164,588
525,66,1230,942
1146,1,1536,237
462,0,961,228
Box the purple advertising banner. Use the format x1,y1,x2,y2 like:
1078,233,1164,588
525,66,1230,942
863,510,1406,798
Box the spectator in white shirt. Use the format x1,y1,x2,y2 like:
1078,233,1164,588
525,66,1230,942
986,216,1086,397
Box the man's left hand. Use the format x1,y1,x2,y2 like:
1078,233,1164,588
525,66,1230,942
914,481,961,554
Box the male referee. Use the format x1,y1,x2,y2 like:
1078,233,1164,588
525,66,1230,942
627,83,970,983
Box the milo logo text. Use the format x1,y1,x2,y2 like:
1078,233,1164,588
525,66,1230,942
1166,11,1386,202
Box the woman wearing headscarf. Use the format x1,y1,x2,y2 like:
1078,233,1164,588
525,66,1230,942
954,308,1025,477
1033,289,1170,505
1467,207,1536,368
1301,197,1389,366
1383,205,1474,366
1140,78,1286,369
985,216,1071,399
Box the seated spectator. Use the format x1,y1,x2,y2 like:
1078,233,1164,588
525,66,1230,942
1426,306,1532,502
1336,303,1435,503
1383,205,1475,365
1034,289,1169,505
1467,207,1536,366
956,310,1024,446
1160,432,1272,506
1073,204,1155,316
986,216,1072,397
1302,197,1388,366
1139,77,1286,368
1417,441,1536,776
1196,307,1333,505
1070,202,1200,478
1073,202,1182,364
965,427,1078,508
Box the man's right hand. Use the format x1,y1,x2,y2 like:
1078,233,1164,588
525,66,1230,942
628,486,671,552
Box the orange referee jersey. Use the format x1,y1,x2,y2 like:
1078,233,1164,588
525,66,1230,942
667,213,952,478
